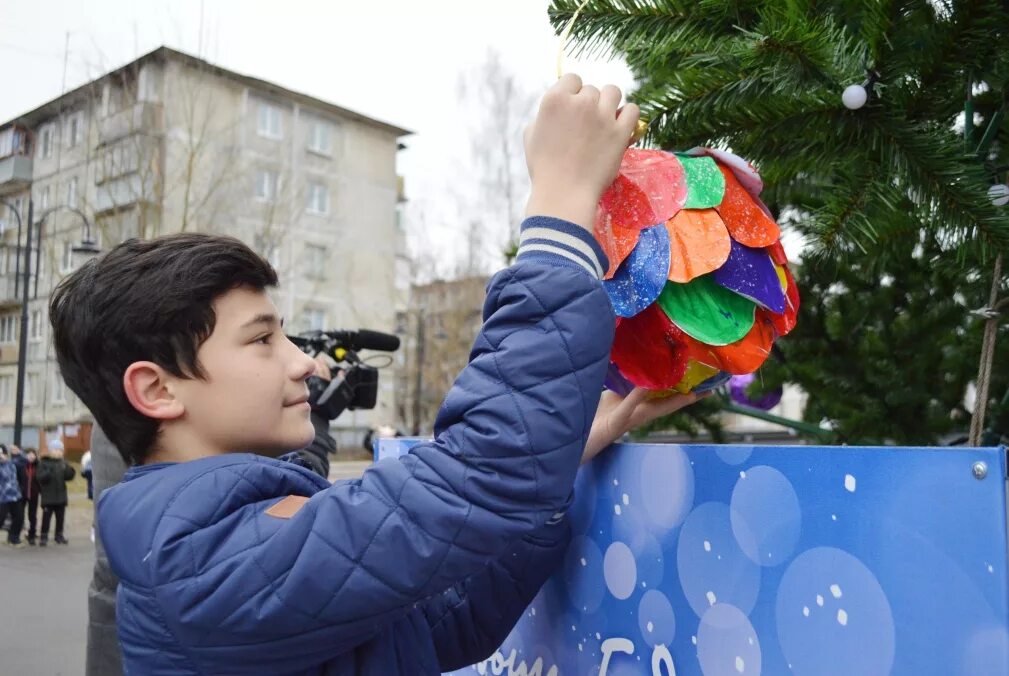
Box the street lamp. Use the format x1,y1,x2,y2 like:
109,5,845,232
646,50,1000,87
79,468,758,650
0,197,99,445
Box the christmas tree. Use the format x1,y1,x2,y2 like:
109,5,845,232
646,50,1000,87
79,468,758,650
550,0,1009,443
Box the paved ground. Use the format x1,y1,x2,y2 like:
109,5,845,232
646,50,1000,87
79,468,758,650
1,459,371,676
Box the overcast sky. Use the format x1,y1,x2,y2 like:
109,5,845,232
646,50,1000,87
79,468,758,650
0,0,635,273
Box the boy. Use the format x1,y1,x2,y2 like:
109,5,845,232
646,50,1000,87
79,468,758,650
51,75,702,674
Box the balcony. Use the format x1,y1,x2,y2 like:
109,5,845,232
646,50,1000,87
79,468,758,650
0,126,33,191
95,174,156,214
0,154,32,192
99,102,163,145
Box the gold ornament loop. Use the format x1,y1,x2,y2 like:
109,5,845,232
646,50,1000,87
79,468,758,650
556,0,649,145
556,0,593,80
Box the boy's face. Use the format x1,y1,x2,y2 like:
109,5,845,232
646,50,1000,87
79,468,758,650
172,286,318,456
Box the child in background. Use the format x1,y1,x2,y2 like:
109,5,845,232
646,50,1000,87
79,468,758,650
0,445,24,547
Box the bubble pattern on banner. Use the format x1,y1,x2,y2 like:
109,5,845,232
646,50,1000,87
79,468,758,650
730,465,802,567
638,590,676,648
604,542,638,600
677,502,761,617
963,626,1009,675
716,445,754,466
639,444,694,531
697,603,762,675
776,547,895,675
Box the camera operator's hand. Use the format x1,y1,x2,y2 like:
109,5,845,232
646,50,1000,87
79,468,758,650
313,355,333,381
581,388,711,465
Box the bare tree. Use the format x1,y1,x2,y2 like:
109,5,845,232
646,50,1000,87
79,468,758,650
456,49,537,264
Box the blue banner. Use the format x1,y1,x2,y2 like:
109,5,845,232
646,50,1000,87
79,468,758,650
375,440,1009,675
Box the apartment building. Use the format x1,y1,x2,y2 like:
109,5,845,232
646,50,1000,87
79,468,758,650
0,46,411,450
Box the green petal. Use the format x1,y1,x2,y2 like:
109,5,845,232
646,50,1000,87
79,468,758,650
678,154,726,209
657,276,755,345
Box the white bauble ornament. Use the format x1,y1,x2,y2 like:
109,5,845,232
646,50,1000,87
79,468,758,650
842,84,868,110
988,184,1009,207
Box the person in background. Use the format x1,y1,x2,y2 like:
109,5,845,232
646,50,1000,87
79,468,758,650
19,448,41,545
81,449,95,542
81,449,94,499
37,441,75,546
0,445,24,547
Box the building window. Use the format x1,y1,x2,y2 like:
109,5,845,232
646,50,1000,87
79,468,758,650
52,371,66,404
308,121,331,155
0,315,16,343
39,186,50,212
66,112,83,148
29,309,42,342
0,375,12,405
303,308,327,332
254,170,279,202
39,125,53,159
66,177,78,208
306,182,329,215
305,244,327,279
257,103,283,139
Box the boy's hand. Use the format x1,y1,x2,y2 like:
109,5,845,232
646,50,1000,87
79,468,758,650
581,388,711,464
524,74,640,231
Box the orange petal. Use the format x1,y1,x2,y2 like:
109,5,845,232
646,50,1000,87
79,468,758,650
664,209,732,283
715,165,781,247
768,266,800,336
672,312,775,375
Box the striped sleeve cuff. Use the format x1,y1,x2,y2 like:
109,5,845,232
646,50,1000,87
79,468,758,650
515,216,609,279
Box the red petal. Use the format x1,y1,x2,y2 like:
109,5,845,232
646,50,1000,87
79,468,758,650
611,304,689,389
768,266,800,336
597,149,687,231
595,205,643,279
766,240,788,265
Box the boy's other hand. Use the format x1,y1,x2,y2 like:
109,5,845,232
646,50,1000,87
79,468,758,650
524,73,640,231
581,388,711,465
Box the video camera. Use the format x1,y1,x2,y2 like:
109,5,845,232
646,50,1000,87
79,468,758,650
288,329,400,421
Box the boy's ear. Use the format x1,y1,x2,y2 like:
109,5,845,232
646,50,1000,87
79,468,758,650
123,362,185,421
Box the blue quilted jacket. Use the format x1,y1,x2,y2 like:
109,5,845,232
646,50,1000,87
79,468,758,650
99,216,615,675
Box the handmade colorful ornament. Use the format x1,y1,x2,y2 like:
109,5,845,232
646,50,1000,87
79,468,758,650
596,147,799,395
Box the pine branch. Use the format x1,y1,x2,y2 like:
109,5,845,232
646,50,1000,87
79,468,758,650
868,114,1009,256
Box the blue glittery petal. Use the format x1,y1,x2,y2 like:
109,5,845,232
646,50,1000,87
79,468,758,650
603,223,671,318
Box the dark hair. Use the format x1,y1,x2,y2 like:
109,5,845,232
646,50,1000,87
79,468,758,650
50,233,278,466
